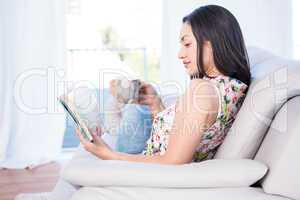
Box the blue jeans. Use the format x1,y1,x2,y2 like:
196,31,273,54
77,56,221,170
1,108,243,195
115,104,152,154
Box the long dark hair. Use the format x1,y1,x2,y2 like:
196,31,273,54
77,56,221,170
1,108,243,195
183,5,251,86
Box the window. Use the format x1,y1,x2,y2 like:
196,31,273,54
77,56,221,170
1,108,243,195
62,0,162,148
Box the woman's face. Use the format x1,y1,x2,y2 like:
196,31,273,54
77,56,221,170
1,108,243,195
178,23,216,77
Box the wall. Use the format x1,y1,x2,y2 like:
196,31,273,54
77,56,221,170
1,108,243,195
160,0,293,89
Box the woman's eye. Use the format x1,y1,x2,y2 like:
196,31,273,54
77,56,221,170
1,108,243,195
184,43,191,47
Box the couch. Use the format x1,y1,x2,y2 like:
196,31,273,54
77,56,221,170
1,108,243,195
16,47,300,200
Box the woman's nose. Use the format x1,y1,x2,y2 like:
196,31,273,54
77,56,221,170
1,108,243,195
178,48,186,59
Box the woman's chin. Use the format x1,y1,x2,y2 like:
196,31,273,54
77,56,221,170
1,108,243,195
184,67,191,74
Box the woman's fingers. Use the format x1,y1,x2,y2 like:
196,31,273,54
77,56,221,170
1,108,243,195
88,127,105,145
138,95,148,105
91,132,101,145
95,126,103,137
76,128,89,145
142,94,158,104
139,98,151,105
75,128,84,141
138,85,147,96
76,128,96,151
139,83,153,94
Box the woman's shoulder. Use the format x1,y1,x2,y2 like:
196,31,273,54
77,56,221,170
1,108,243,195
187,78,220,106
188,78,218,95
176,78,219,114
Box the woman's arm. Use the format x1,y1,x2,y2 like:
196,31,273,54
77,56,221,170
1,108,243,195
78,79,219,165
113,79,219,164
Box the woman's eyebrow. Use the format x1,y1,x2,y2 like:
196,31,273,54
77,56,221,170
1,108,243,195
179,34,190,42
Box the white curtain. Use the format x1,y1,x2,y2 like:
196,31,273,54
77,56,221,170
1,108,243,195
0,0,66,169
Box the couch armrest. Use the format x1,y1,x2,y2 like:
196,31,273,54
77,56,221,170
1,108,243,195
62,158,267,188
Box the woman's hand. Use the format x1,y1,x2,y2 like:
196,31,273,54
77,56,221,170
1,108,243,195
75,127,115,160
138,82,165,117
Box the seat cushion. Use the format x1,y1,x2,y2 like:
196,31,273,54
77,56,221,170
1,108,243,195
62,158,267,188
71,187,289,200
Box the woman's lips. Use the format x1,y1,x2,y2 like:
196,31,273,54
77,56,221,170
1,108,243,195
183,62,191,68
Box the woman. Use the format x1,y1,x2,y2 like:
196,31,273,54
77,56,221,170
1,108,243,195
76,5,251,164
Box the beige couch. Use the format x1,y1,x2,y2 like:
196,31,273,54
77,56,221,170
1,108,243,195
16,47,300,200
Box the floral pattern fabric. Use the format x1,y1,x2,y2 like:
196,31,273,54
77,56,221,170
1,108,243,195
142,75,248,162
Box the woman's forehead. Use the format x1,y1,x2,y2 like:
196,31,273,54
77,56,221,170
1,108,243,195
179,23,193,41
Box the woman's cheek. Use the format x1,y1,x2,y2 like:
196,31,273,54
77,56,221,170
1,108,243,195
191,63,199,74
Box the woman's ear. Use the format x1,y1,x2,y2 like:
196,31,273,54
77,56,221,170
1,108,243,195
204,41,214,58
202,41,215,72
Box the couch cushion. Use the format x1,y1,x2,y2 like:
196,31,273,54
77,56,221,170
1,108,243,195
62,158,267,188
71,187,289,200
214,47,300,159
254,96,300,200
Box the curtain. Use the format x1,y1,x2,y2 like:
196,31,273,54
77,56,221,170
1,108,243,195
0,0,66,169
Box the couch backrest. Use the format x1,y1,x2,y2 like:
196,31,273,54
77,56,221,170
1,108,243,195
254,96,300,200
214,47,300,160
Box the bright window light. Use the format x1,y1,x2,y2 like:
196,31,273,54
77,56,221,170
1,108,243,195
63,0,162,148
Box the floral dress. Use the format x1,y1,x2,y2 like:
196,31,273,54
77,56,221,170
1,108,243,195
142,75,248,162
